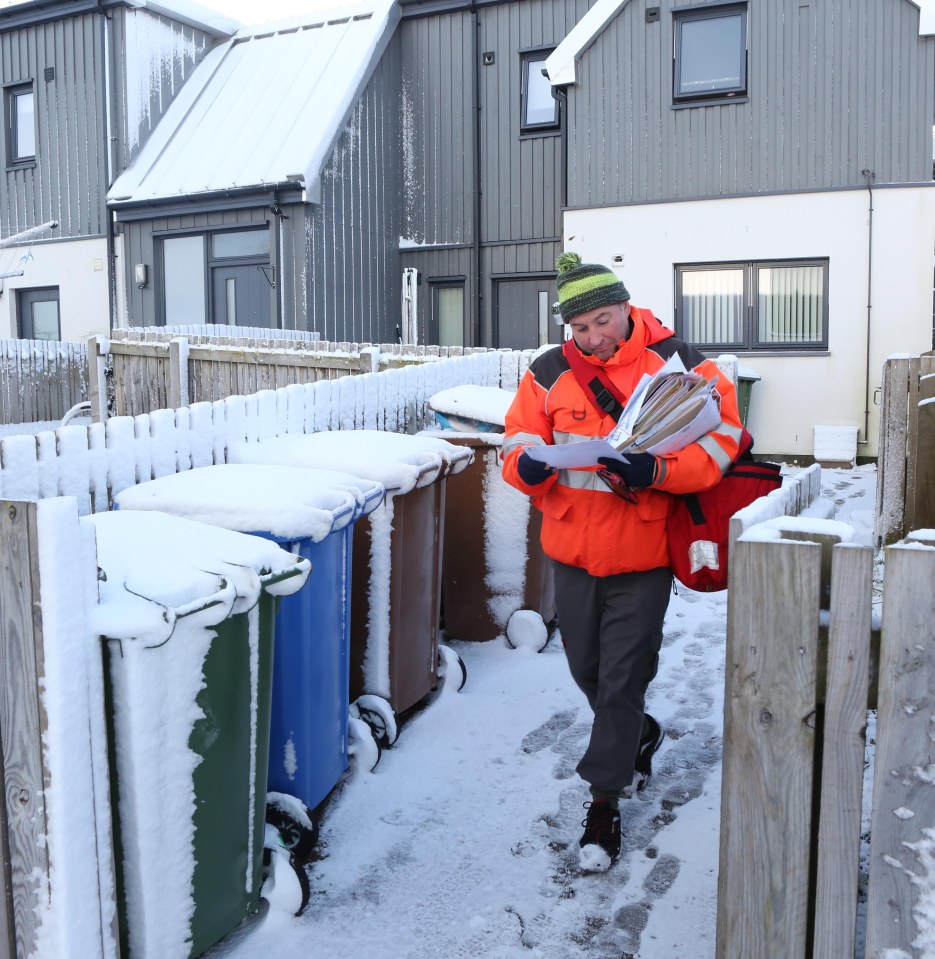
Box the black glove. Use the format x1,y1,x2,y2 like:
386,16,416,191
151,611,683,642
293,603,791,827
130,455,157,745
596,452,657,490
517,450,555,486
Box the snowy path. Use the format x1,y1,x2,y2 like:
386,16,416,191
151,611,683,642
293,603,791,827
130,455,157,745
207,465,875,959
209,590,728,959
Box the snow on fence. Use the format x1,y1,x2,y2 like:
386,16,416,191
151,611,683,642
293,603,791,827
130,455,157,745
718,466,935,959
94,329,532,421
0,351,518,515
874,352,935,547
0,338,88,426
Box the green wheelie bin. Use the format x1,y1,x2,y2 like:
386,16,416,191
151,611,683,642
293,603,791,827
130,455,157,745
88,509,310,959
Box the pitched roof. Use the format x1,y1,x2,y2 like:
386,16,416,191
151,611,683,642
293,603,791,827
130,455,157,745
108,0,399,208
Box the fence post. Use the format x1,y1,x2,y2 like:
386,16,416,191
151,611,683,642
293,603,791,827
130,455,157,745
168,337,190,410
0,500,51,959
87,336,110,424
865,542,935,958
359,346,380,374
812,542,873,959
716,535,822,959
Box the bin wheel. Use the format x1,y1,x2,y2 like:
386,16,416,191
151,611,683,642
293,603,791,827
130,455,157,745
505,609,550,652
348,716,382,773
265,795,319,864
262,824,311,917
352,695,399,748
438,644,467,692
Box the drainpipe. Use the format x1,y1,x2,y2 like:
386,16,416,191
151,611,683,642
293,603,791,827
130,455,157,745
471,7,482,345
859,168,874,446
99,1,117,331
551,83,568,210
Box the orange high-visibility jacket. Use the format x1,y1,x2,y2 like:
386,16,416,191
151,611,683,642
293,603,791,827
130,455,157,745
502,306,744,577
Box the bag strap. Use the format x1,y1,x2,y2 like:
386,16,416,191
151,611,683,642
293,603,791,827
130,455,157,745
562,340,626,421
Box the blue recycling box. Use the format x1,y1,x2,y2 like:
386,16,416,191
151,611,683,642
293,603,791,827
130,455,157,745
114,463,384,811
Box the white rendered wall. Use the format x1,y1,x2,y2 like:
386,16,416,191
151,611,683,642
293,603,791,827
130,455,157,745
0,237,111,343
564,186,935,459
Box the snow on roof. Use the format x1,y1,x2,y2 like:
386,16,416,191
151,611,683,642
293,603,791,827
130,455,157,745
108,0,400,207
0,0,238,35
547,0,935,86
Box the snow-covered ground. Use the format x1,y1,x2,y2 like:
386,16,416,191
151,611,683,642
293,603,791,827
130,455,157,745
206,464,878,959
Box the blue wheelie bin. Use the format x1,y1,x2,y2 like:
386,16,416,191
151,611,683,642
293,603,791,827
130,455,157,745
114,463,384,823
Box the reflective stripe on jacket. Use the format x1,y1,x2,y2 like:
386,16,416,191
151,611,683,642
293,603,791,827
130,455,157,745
501,306,744,577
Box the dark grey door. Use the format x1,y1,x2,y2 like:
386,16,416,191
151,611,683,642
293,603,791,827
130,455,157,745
211,264,271,327
495,276,560,349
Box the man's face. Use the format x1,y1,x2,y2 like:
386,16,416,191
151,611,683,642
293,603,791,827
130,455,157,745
568,301,630,361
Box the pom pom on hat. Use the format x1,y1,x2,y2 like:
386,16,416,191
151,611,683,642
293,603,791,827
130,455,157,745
554,251,629,323
556,251,583,274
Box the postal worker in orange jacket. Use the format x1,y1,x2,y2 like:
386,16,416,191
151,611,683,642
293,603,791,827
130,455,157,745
501,252,743,872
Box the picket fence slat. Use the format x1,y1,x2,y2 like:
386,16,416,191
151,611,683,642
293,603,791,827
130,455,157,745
812,543,873,959
865,543,935,959
717,537,822,959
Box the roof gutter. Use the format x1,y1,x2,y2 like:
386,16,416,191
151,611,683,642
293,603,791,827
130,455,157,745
109,180,306,221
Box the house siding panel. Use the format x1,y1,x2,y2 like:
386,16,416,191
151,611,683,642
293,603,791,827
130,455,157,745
110,7,214,174
566,0,935,207
306,40,402,344
1,12,107,239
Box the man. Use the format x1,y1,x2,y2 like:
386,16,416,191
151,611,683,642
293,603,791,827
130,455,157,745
501,252,743,872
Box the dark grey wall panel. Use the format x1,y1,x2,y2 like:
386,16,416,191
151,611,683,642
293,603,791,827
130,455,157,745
110,7,215,173
478,0,591,243
1,12,107,239
400,10,475,246
566,0,935,207
306,41,402,343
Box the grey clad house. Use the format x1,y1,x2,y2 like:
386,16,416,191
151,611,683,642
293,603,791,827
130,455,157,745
4,0,935,457
0,0,237,342
109,0,586,349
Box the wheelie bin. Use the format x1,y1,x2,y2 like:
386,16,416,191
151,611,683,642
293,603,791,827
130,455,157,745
113,463,385,821
87,509,310,959
428,386,556,646
227,430,472,732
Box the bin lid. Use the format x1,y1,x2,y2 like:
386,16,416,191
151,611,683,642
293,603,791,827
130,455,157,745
86,510,311,645
113,463,383,539
428,385,514,434
228,430,472,494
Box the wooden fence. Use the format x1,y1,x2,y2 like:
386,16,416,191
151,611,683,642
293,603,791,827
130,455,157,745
874,352,935,546
0,339,88,426
0,350,523,514
94,329,524,421
718,461,935,958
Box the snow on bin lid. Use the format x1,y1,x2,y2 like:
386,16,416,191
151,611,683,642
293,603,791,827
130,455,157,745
86,510,310,644
228,430,472,494
428,385,515,433
113,463,383,540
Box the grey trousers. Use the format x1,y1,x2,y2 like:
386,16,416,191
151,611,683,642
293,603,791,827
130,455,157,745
552,560,672,795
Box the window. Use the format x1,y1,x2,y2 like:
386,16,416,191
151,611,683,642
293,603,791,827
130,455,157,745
6,83,35,163
675,260,828,352
430,279,465,346
17,287,60,340
521,50,559,133
674,4,747,105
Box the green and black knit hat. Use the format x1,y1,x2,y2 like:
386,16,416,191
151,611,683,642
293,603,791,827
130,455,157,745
555,251,629,322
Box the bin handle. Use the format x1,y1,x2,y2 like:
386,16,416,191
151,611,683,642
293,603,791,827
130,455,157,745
258,561,311,590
